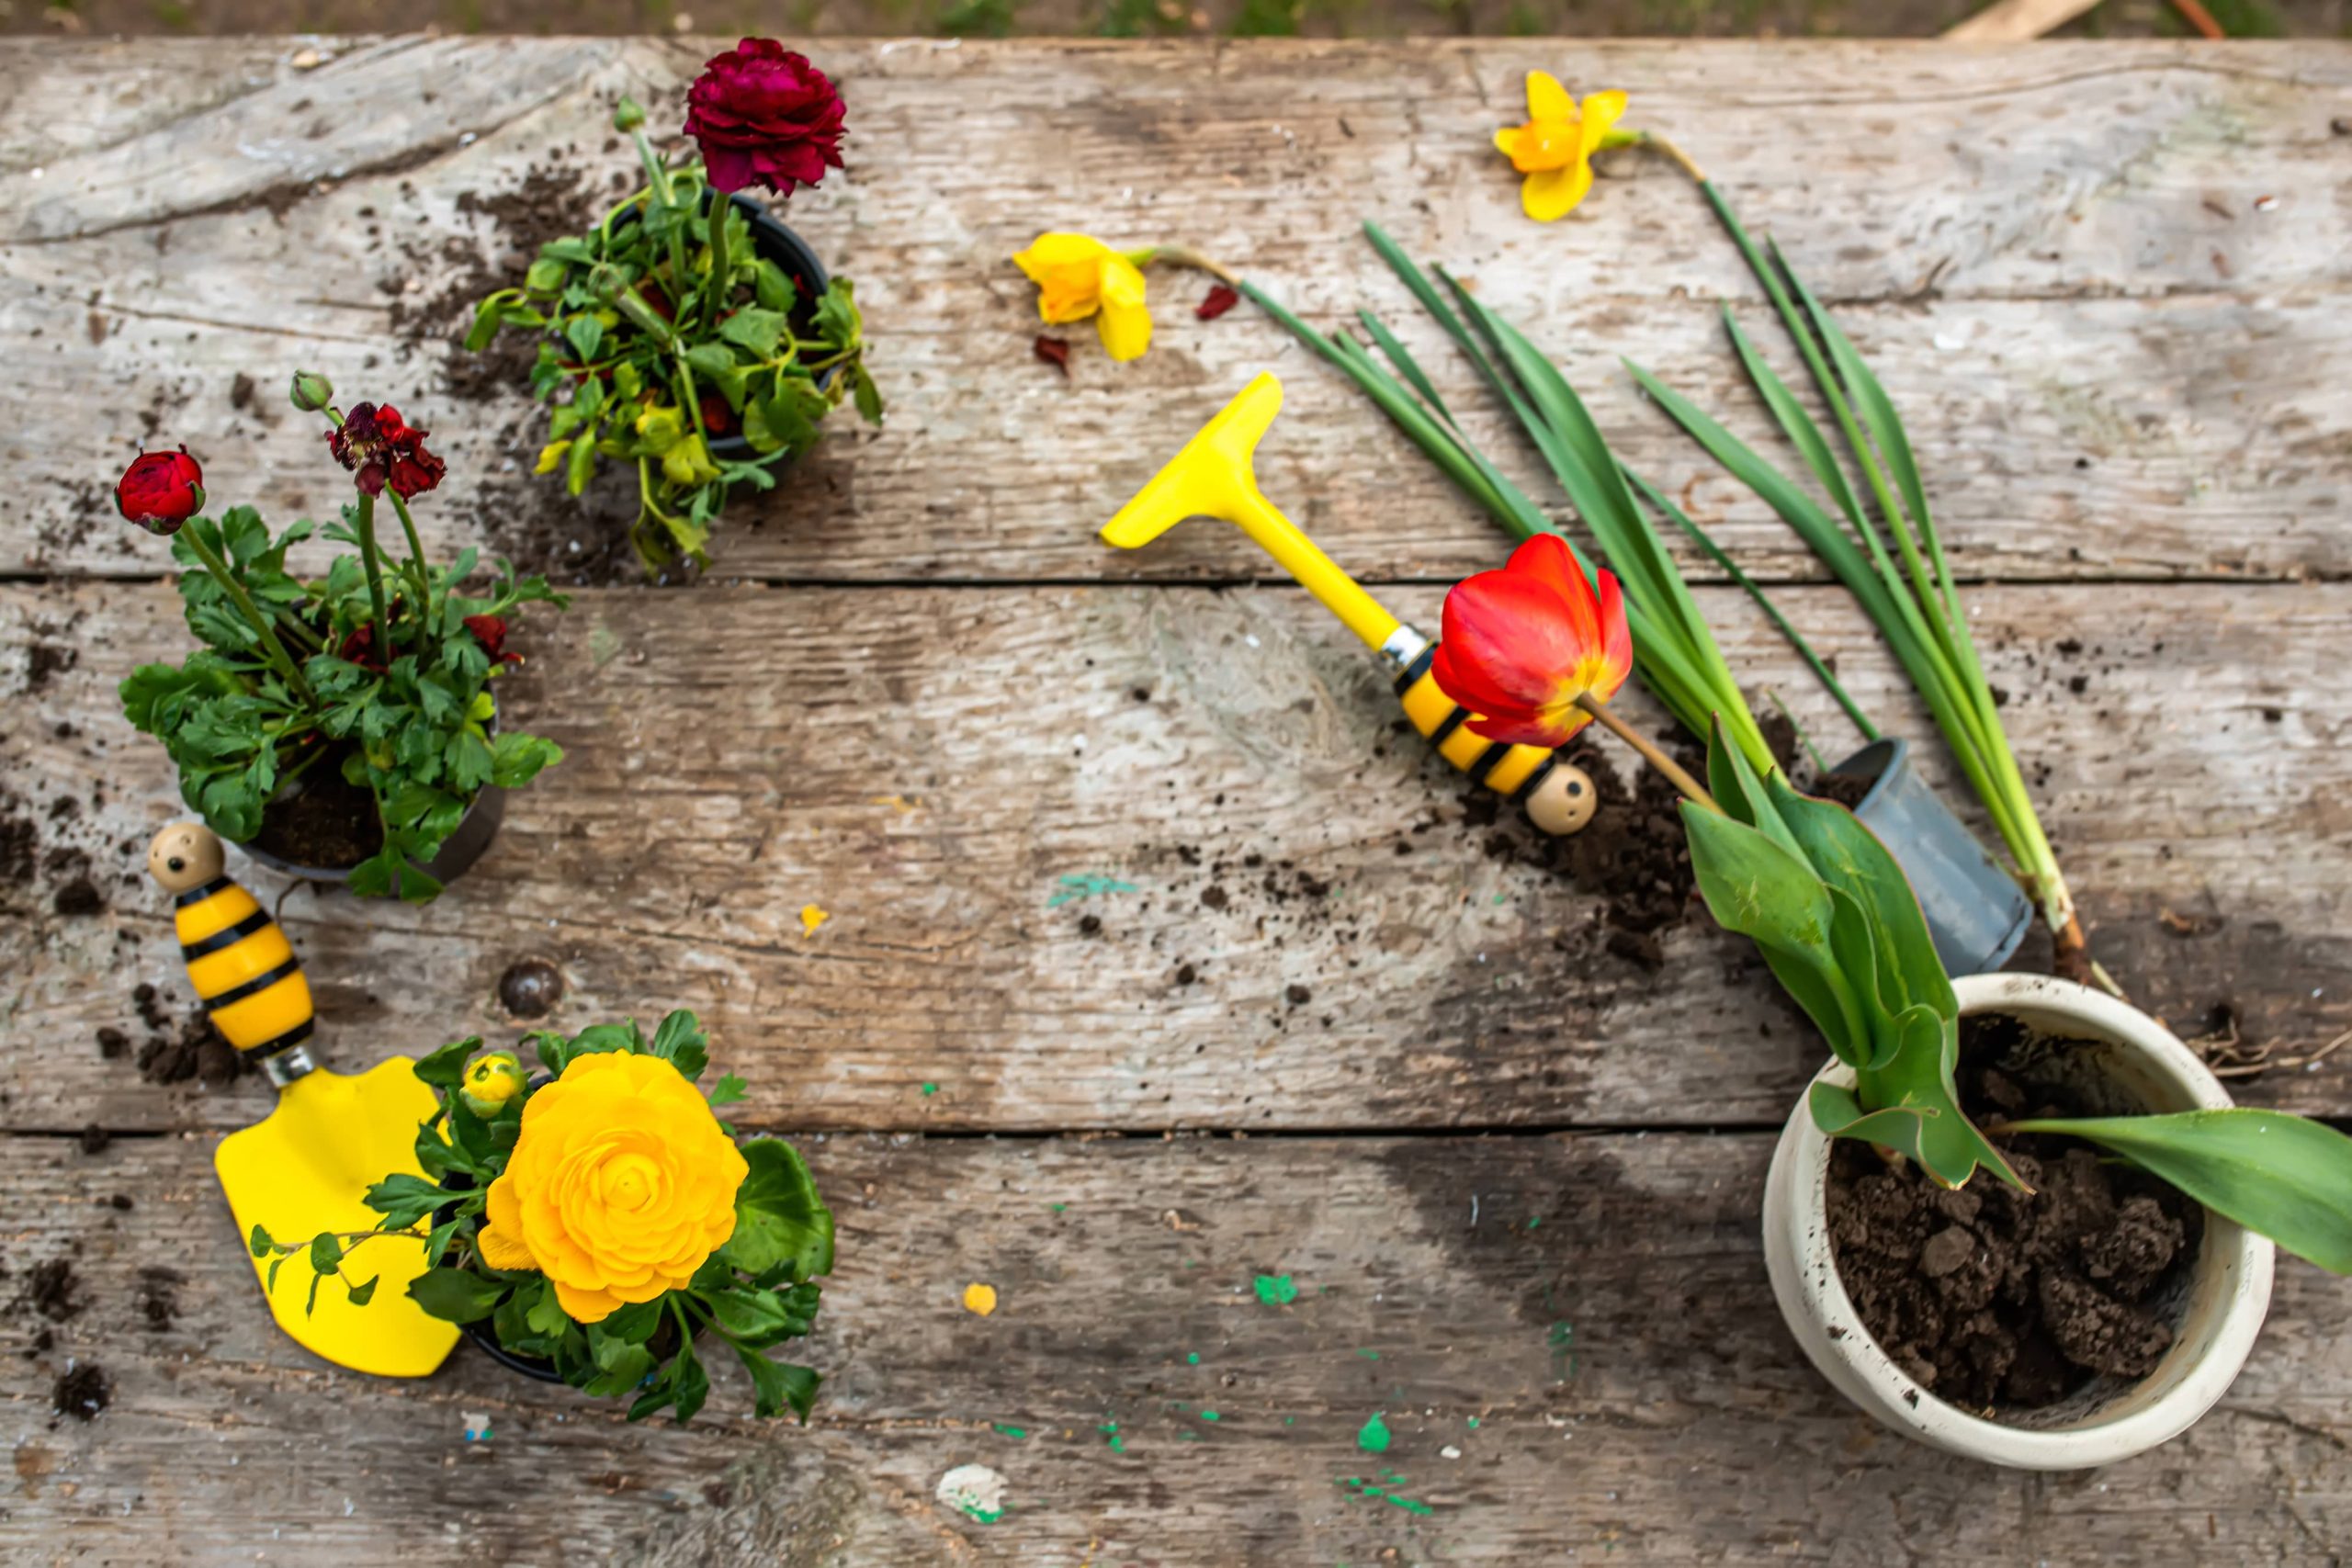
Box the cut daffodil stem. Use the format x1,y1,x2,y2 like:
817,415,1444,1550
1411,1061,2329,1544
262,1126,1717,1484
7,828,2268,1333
1576,694,1718,814
1134,244,1238,285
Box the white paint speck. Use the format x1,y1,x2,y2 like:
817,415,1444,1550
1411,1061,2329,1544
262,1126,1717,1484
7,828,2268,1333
936,1462,1009,1523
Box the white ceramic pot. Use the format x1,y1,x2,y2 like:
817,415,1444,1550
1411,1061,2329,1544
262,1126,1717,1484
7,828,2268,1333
1762,972,2275,1470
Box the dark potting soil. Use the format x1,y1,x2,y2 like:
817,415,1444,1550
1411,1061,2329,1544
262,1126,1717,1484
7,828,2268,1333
128,985,246,1089
1470,736,1698,969
1756,706,1874,808
23,1258,85,1323
246,760,380,872
52,1362,109,1421
1826,1012,2199,1411
136,1268,184,1332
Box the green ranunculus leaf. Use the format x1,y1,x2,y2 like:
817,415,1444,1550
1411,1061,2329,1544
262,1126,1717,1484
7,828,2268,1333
308,1233,344,1273
725,1138,835,1282
490,731,564,790
345,1275,379,1307
407,1267,509,1324
248,1223,276,1258
648,1009,709,1082
363,1172,447,1229
667,1341,709,1425
733,1346,821,1421
2009,1109,2352,1274
716,307,788,357
598,1297,664,1345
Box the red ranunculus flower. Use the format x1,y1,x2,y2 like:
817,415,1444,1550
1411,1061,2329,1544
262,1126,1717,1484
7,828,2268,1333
463,614,522,666
683,39,846,197
326,402,446,501
115,447,205,536
699,393,737,436
338,622,386,673
1430,533,1634,749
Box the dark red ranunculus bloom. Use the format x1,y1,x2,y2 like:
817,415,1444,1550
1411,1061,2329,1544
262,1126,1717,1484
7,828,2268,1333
326,402,447,501
699,393,737,436
115,447,205,536
462,614,523,666
338,622,386,672
683,39,846,197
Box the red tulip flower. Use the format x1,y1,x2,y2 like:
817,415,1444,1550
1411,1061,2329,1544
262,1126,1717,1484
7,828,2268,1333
115,447,205,536
1430,534,1634,748
683,39,847,198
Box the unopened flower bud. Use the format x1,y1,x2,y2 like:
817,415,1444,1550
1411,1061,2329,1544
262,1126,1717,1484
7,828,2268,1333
460,1051,527,1118
613,96,647,134
288,369,334,412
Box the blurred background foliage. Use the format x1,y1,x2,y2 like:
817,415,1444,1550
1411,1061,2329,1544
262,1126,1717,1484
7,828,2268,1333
3,0,2339,38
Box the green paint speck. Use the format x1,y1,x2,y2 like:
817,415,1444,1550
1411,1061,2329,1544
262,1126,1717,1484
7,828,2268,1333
1047,873,1138,908
1493,893,1506,905
1337,1474,1433,1517
1098,1420,1125,1452
991,1423,1027,1439
1465,1416,1480,1429
1186,1351,1201,1365
1355,1348,1380,1360
1356,1413,1392,1454
1200,1409,1220,1422
1049,1202,1067,1213
1526,1214,1542,1230
1253,1273,1298,1305
1548,1321,1577,1382
921,1083,938,1096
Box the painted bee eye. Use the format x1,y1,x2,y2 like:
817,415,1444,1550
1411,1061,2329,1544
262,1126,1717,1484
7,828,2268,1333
167,856,186,872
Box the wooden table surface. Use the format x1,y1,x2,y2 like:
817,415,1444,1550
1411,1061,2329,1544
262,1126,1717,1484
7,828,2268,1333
4,36,2349,1565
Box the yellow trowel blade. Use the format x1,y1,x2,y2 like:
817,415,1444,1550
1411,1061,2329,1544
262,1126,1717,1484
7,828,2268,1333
214,1056,461,1378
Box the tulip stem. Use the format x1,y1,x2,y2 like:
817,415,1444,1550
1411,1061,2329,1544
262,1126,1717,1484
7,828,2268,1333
175,527,315,703
1575,694,1718,813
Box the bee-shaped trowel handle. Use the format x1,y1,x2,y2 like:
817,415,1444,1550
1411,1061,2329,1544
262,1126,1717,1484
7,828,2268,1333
147,824,315,1066
1102,372,1597,836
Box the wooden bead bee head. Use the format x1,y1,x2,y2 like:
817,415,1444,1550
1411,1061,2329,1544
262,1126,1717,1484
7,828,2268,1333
1523,761,1599,836
148,822,226,894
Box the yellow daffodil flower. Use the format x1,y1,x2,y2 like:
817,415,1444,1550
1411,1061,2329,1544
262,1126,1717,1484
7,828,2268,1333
1013,232,1152,362
1493,73,1628,223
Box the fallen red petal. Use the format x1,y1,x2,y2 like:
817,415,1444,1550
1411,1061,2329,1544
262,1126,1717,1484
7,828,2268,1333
1195,285,1240,321
1034,335,1072,377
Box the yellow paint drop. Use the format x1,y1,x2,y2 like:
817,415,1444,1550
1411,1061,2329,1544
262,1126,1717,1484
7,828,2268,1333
963,1282,999,1317
800,904,829,937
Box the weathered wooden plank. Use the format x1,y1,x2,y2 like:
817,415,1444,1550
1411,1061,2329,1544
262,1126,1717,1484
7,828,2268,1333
3,1132,2345,1564
6,578,2345,1135
2,39,2346,583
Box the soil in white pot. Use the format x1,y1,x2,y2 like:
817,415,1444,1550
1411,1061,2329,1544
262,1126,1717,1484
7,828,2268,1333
1826,1011,2202,1411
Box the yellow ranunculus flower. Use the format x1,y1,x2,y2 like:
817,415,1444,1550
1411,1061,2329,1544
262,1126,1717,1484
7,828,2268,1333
460,1050,526,1117
477,1052,749,1323
1493,72,1627,223
1013,232,1152,362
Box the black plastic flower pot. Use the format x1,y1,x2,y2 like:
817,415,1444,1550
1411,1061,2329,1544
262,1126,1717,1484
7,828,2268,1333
1830,737,2033,977
700,190,832,465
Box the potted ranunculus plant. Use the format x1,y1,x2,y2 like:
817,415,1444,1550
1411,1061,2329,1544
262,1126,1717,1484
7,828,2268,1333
116,372,566,901
469,39,883,578
250,1010,833,1422
1429,537,2352,1469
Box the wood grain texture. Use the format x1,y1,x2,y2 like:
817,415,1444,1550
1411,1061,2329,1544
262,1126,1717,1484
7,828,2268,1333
3,1132,2346,1565
7,578,2346,1136
1,39,2346,583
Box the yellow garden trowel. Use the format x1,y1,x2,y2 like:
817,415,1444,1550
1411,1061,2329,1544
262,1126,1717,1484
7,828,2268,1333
1102,370,1598,836
146,823,459,1378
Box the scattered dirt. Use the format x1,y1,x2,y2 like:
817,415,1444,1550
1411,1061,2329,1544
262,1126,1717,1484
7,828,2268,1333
51,1363,109,1422
1827,1012,2198,1410
47,846,105,917
22,1258,85,1323
245,755,380,871
384,161,641,586
135,1268,183,1332
25,642,77,691
129,986,247,1088
498,957,566,1019
76,1124,109,1156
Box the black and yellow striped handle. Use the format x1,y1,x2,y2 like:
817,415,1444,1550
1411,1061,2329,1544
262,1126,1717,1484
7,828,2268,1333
172,877,315,1057
1391,643,1597,836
